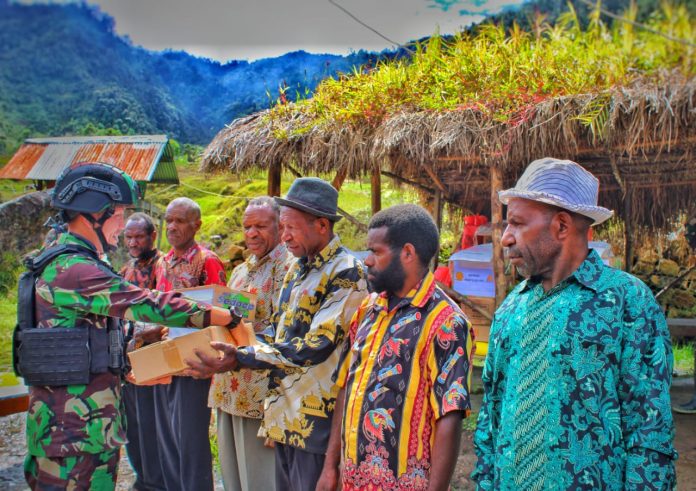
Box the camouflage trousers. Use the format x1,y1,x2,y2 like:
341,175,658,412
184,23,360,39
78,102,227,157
24,449,119,491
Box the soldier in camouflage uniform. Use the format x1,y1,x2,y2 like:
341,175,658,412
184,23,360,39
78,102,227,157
23,163,239,490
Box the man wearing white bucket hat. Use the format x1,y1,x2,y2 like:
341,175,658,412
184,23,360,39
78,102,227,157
472,158,677,490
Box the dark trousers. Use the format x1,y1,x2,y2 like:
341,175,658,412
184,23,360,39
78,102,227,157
123,383,165,491
275,443,325,491
153,377,213,491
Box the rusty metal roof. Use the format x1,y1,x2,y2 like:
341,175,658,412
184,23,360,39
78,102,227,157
0,135,179,184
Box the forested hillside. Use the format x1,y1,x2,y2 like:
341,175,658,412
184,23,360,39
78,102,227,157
0,0,380,152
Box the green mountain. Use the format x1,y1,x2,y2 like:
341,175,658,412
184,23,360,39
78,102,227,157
0,0,380,151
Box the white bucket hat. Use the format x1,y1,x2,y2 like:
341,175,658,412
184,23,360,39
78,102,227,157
499,157,614,226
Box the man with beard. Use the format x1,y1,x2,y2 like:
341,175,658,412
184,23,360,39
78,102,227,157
153,197,227,491
185,178,367,491
120,212,166,490
472,158,677,490
316,204,474,491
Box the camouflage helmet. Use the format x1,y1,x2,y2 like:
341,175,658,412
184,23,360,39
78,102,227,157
52,162,140,214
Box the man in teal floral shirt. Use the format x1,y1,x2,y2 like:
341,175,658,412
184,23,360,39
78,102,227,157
472,158,677,490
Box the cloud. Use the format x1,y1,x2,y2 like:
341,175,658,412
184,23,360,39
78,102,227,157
22,0,525,61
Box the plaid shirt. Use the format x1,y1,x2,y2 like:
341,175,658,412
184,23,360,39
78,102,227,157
208,243,293,418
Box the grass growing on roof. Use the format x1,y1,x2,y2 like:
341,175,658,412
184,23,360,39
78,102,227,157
267,2,695,134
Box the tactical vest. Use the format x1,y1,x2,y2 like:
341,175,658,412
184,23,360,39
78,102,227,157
12,244,127,386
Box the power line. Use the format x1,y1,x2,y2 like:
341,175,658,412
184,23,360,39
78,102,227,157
327,0,415,55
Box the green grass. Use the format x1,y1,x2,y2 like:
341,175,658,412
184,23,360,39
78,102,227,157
0,290,16,373
268,3,694,135
674,343,695,376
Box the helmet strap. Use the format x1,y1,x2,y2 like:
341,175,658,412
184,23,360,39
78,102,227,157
84,206,116,253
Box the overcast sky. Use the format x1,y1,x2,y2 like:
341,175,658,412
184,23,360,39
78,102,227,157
61,0,525,61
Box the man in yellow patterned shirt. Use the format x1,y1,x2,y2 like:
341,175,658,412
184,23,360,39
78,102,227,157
208,197,292,491
187,178,368,491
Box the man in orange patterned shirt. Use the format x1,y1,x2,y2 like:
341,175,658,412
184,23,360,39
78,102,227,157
208,197,293,491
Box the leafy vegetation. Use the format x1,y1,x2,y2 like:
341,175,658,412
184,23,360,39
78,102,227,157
268,2,694,134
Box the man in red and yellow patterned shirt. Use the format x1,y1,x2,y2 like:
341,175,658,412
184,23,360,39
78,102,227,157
153,197,227,491
319,204,474,491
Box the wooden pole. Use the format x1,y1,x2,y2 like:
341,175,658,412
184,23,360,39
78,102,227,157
433,190,443,231
268,162,282,197
490,164,507,307
332,167,348,191
624,186,633,273
371,165,381,215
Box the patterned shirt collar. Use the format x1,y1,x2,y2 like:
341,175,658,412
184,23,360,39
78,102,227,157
164,242,200,265
298,235,343,272
374,271,437,312
247,242,288,273
519,249,604,294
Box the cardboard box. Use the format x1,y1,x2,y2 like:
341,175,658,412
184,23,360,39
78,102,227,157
178,285,257,321
128,326,234,384
449,244,496,298
461,295,496,343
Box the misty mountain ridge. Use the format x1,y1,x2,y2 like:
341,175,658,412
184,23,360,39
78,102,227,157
0,0,382,148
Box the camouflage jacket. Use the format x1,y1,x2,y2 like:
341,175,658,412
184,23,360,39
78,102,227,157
27,233,212,457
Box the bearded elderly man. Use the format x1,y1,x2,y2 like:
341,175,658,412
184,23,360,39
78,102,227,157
208,196,293,491
120,212,166,491
187,177,368,491
472,158,677,490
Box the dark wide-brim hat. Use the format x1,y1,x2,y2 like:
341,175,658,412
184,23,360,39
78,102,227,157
275,177,343,222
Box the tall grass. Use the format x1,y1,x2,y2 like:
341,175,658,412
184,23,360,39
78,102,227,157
268,2,694,134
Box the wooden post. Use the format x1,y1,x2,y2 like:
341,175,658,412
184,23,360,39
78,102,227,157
624,186,633,273
332,167,348,191
371,165,381,215
490,164,507,307
433,190,443,231
268,162,282,197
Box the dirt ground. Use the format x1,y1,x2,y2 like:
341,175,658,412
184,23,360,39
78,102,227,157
1,377,694,490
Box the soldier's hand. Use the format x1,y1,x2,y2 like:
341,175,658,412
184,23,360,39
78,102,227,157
183,342,239,378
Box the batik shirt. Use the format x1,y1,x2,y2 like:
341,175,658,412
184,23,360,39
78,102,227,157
473,250,677,491
335,272,474,490
154,242,227,291
121,249,163,343
209,243,293,418
236,236,368,454
27,233,212,458
120,249,162,289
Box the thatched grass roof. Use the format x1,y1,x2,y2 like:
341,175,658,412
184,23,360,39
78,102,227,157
202,6,696,229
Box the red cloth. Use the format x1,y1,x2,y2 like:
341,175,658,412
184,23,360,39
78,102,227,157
461,215,488,249
154,242,227,291
434,265,452,288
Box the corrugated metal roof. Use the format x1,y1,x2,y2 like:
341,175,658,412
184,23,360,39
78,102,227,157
0,135,179,184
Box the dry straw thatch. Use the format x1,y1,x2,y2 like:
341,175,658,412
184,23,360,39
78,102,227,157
202,73,695,229
202,6,696,229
